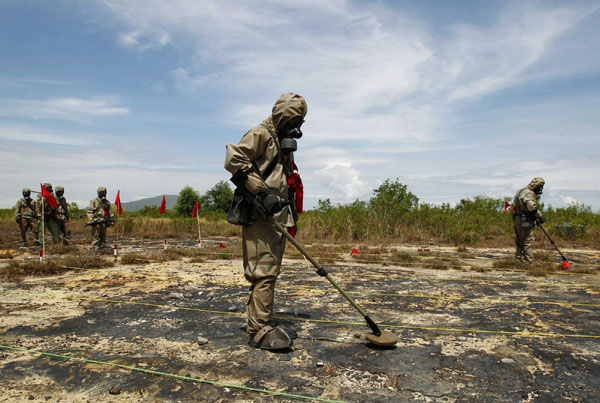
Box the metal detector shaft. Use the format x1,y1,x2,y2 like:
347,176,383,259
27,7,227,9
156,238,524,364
270,218,382,336
538,224,569,262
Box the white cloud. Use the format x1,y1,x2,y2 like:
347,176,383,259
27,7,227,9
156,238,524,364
96,1,595,149
313,161,367,201
0,96,130,121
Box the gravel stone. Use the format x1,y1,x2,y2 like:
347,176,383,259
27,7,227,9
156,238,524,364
108,387,121,395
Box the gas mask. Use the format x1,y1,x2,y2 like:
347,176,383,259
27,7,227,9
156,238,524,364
279,117,304,153
22,190,31,200
98,191,107,199
56,190,64,197
534,186,543,200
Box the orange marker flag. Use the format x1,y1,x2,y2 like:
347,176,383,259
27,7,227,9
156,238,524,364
350,247,359,256
40,184,58,208
114,190,123,215
561,260,571,271
190,200,199,218
159,195,166,214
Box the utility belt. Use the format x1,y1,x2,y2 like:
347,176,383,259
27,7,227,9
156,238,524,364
516,211,536,229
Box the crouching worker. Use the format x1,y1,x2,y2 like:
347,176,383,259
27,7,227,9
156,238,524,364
87,187,114,250
224,93,307,350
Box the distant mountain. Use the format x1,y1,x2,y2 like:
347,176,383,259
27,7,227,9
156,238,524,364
122,195,178,212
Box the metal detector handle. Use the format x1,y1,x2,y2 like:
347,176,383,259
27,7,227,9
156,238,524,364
538,224,569,262
247,194,383,335
272,219,382,336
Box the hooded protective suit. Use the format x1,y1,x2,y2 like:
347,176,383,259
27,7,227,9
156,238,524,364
55,186,71,245
87,187,114,249
224,93,307,348
36,183,60,245
15,188,38,245
512,177,545,263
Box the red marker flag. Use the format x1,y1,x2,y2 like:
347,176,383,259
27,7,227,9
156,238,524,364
40,184,58,208
504,201,510,214
190,200,199,218
159,195,166,214
219,242,225,249
561,260,571,271
350,247,359,256
287,162,304,214
114,190,123,215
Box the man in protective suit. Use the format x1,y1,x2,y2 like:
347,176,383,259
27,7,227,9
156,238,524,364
15,188,39,247
224,93,306,350
87,187,114,250
512,177,545,263
55,186,71,245
36,183,60,245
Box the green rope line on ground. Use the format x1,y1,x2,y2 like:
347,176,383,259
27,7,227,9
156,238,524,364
0,344,348,403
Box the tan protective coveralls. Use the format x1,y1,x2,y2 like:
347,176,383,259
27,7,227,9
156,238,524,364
15,197,38,244
36,192,60,245
224,93,307,336
512,177,545,263
87,197,114,248
56,193,71,245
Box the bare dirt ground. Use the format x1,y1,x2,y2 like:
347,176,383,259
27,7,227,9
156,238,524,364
1,234,600,402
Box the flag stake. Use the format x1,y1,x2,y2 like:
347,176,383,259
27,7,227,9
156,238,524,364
41,194,45,262
197,213,201,248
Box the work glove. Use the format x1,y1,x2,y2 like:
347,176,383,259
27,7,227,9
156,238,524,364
257,188,284,217
536,217,546,225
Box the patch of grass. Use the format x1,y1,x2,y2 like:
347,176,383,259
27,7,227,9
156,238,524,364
60,253,114,269
0,251,14,259
472,266,491,273
352,253,382,263
456,245,468,253
323,363,338,376
120,253,151,265
216,251,231,259
1,260,69,282
389,250,414,264
533,251,552,262
426,259,449,270
47,244,80,255
188,256,206,263
529,261,554,277
385,373,402,389
493,258,522,270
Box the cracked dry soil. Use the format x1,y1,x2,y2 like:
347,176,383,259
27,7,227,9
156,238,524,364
1,237,600,402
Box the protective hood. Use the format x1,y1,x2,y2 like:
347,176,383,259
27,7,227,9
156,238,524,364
271,93,307,131
527,177,545,191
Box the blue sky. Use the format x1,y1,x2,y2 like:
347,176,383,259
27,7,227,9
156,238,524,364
1,0,599,210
